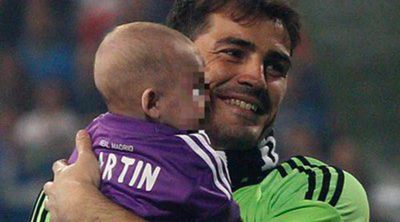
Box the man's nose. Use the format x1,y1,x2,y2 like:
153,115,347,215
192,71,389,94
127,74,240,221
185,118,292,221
237,59,266,88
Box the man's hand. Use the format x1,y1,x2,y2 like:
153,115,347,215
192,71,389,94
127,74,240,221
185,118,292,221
43,130,146,222
43,130,101,221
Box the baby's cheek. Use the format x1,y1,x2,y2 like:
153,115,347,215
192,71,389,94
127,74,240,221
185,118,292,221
179,113,200,130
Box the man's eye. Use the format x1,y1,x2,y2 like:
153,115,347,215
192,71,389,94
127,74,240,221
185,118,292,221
265,64,289,78
220,49,245,60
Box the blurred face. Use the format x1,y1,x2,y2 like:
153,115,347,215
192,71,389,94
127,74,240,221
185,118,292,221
194,12,291,149
161,52,207,130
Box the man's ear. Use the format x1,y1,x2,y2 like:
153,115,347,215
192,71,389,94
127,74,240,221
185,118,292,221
141,88,161,119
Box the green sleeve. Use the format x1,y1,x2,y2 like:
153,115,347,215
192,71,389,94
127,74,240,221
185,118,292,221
30,190,51,222
234,185,343,222
334,171,369,222
304,157,369,222
268,200,343,222
234,156,370,222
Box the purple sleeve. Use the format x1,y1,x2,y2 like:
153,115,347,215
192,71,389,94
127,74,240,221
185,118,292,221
187,183,241,221
177,134,241,221
198,201,241,222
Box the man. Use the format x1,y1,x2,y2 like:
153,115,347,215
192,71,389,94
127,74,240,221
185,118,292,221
35,0,369,221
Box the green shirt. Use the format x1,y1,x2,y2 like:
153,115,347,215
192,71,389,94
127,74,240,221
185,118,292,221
233,156,369,222
31,156,369,222
30,190,49,222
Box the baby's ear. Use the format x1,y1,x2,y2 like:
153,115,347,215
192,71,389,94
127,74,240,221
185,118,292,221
141,88,161,119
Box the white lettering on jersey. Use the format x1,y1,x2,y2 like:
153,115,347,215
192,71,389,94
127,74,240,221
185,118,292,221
99,139,109,148
111,143,134,152
129,160,144,187
102,153,117,180
137,163,161,191
99,152,104,168
118,156,135,183
99,153,161,192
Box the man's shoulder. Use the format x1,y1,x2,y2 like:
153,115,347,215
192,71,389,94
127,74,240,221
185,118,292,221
234,156,369,222
272,156,368,211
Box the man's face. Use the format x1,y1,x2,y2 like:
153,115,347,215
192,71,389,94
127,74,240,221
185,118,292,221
194,12,291,149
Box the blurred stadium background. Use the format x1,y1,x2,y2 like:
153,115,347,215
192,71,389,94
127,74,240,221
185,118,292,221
0,0,398,221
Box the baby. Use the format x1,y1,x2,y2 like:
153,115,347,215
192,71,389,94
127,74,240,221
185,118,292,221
67,22,238,221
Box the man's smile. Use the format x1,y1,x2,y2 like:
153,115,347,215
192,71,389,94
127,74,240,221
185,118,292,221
224,98,258,112
211,90,271,124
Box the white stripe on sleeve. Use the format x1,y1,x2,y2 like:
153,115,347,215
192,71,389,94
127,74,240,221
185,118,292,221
215,150,232,184
191,133,232,193
198,130,211,144
197,131,232,184
176,134,231,200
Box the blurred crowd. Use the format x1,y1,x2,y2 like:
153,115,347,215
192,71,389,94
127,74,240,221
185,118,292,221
0,0,395,221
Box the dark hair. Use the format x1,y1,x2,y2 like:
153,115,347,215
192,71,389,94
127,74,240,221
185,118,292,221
166,0,301,53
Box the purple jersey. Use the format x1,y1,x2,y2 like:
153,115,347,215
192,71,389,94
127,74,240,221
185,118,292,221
68,113,240,221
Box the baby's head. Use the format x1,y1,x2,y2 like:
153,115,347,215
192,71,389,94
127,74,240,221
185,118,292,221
94,22,206,130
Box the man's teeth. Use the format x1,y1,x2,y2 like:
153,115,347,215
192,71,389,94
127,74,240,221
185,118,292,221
227,99,258,112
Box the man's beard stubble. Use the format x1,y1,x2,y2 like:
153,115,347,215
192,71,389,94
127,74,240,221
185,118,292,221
204,84,275,150
206,117,257,150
